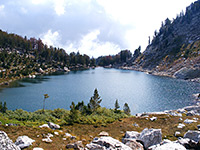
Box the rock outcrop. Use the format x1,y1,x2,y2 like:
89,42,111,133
0,131,20,150
174,67,200,79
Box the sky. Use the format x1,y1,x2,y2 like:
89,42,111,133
0,0,196,58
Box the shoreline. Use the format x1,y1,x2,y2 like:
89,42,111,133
104,66,200,83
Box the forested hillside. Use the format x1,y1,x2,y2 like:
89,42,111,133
0,30,95,83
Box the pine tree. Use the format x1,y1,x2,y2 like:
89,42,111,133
114,99,120,111
2,102,7,113
43,94,49,113
88,88,102,112
0,102,2,112
123,103,131,115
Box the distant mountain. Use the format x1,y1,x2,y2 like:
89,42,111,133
134,0,200,80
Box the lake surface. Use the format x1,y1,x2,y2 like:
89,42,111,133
0,67,199,114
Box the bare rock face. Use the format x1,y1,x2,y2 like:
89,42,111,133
138,128,162,149
0,131,20,150
86,136,132,150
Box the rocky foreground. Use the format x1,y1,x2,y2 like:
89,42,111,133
1,95,200,150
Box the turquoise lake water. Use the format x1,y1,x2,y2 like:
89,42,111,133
0,67,199,114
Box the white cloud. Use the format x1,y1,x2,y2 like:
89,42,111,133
97,0,196,52
65,30,121,57
41,29,60,47
53,0,66,16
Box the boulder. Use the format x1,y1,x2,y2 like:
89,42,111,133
124,131,140,139
197,124,200,130
183,105,200,112
184,130,200,143
175,131,181,137
184,119,197,124
99,131,109,136
124,139,144,150
38,68,44,73
15,135,35,149
42,137,52,143
0,131,20,150
65,133,72,137
87,136,132,150
39,124,49,128
150,117,157,121
154,142,186,150
54,131,59,135
86,143,104,150
33,148,44,150
48,122,60,130
173,67,200,79
138,128,162,149
177,138,197,149
66,141,84,150
186,110,199,116
177,123,185,129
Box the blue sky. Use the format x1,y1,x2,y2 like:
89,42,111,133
0,0,196,57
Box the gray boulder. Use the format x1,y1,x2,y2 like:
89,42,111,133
174,67,200,79
124,139,144,150
48,122,60,130
86,143,104,150
177,138,198,149
124,131,140,139
184,130,200,143
154,142,186,150
138,128,162,149
15,135,35,149
87,136,132,150
0,131,20,150
66,141,84,150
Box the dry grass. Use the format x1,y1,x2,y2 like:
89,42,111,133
0,114,200,150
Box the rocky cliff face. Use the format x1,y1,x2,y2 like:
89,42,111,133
135,0,200,79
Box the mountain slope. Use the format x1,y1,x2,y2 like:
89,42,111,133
134,0,200,80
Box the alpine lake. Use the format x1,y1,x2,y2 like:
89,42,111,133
0,67,199,114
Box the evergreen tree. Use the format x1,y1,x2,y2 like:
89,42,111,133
115,99,120,110
88,88,102,112
0,102,2,112
2,102,7,113
114,99,120,113
68,101,78,124
123,103,131,115
43,94,49,113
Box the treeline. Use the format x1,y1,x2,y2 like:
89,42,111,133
0,30,96,79
97,47,141,67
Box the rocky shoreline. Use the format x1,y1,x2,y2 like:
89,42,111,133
104,65,200,83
